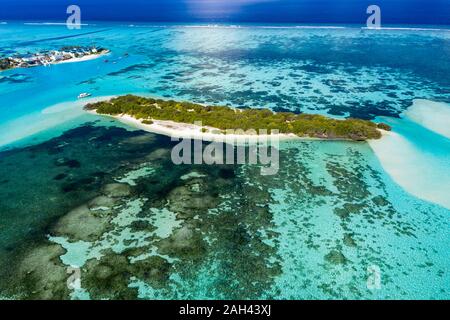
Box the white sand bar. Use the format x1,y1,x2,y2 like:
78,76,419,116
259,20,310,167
369,100,450,210
402,99,450,139
102,113,301,144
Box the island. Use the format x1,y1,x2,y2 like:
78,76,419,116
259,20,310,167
85,95,391,141
0,46,110,71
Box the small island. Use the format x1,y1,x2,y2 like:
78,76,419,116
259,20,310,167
0,46,109,71
85,95,391,141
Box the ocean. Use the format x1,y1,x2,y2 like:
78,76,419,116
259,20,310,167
0,22,449,299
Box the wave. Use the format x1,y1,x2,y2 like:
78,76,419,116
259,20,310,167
17,29,110,46
24,22,92,26
125,24,348,30
180,25,347,29
122,23,450,31
257,26,347,29
362,26,450,32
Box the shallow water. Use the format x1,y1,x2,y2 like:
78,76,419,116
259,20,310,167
0,123,447,299
0,22,448,299
370,109,450,209
1,23,449,147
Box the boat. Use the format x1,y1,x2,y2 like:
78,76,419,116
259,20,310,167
77,92,91,99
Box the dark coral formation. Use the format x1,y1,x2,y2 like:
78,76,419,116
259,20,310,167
0,123,282,299
0,122,448,300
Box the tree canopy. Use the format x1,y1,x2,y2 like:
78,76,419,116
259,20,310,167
85,95,390,141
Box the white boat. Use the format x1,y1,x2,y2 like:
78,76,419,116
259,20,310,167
77,93,91,99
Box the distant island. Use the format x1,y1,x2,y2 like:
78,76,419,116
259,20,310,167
85,95,391,141
0,46,110,71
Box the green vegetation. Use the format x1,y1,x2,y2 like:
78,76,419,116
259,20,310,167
85,95,390,140
376,122,392,131
0,58,14,71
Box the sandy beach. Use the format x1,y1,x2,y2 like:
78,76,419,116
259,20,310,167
90,112,300,144
0,95,118,148
56,51,110,65
402,99,450,139
90,109,449,210
0,51,110,73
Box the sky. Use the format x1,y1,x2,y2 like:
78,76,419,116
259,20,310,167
0,0,449,25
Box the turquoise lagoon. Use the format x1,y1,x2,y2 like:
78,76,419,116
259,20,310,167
0,22,448,299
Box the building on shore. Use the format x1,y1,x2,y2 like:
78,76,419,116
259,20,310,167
0,46,109,71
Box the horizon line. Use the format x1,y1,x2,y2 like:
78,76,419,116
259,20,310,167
1,19,450,27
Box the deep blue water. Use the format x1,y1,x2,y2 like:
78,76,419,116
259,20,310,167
1,0,449,25
0,22,448,300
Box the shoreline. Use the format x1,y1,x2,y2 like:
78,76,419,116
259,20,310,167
368,99,450,210
368,129,450,210
402,99,450,139
53,52,109,65
89,111,300,143
0,95,118,149
88,110,386,144
0,51,109,72
84,95,387,142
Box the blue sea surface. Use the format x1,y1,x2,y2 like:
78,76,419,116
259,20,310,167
0,22,448,299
